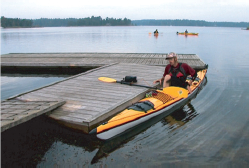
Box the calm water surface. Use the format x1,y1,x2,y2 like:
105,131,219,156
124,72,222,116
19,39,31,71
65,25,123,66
1,26,249,167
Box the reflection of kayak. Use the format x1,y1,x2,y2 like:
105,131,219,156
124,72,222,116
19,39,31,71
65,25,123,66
177,32,199,36
90,69,207,140
91,103,197,164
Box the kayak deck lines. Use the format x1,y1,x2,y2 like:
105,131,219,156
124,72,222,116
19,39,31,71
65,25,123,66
152,91,174,103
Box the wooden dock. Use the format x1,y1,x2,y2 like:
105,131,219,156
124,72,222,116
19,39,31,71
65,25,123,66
1,100,65,132
3,63,165,132
1,53,208,133
1,53,207,70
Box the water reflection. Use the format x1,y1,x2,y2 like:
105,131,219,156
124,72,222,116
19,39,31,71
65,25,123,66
91,102,197,164
1,116,100,167
161,103,197,130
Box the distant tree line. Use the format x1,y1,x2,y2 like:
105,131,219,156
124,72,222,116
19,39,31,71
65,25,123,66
1,16,33,28
2,16,248,28
132,19,249,28
0,16,132,28
66,16,132,26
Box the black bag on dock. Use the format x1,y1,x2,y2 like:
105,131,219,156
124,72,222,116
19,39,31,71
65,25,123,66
123,76,137,83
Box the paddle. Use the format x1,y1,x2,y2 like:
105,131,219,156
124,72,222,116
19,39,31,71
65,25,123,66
98,77,188,98
98,77,161,90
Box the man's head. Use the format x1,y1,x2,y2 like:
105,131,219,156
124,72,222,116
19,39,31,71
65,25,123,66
166,52,178,66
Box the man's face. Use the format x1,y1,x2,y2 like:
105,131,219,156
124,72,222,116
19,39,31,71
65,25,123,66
168,57,176,65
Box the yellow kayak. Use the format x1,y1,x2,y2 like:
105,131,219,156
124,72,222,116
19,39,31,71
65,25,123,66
90,69,207,140
177,32,199,36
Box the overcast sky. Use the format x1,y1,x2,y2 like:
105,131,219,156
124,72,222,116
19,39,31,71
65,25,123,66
1,0,249,22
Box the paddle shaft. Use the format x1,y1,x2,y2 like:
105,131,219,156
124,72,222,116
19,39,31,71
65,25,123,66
116,80,161,90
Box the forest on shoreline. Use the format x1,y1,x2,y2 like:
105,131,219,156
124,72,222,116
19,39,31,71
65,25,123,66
1,16,248,28
132,19,249,28
1,16,132,28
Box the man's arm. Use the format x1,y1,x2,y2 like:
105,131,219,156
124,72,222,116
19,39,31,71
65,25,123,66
182,63,197,80
154,64,170,84
163,64,171,77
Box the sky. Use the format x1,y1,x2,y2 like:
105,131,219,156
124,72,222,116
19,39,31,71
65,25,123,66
1,0,249,22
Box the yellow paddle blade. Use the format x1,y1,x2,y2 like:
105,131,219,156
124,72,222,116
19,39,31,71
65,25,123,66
98,77,117,83
162,87,188,98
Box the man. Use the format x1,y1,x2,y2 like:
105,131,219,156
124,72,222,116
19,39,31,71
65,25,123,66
153,52,197,93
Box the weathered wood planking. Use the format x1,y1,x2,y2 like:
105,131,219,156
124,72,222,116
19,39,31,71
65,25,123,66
1,53,207,70
10,63,165,133
1,100,65,132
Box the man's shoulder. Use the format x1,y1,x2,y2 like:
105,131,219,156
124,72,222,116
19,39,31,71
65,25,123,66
180,62,188,65
180,63,191,68
165,64,172,70
180,63,195,73
166,64,171,68
165,64,171,73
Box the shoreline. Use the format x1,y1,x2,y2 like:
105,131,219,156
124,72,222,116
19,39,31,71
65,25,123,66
1,25,248,29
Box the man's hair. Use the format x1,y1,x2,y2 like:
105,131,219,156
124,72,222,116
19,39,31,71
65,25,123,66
174,57,178,62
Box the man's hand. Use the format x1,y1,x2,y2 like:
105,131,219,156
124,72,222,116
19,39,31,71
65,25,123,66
153,78,162,85
188,80,193,86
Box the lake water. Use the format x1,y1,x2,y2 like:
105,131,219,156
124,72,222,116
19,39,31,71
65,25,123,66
1,26,249,167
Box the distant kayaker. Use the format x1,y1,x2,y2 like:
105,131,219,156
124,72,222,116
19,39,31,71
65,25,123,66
185,29,188,33
153,52,197,93
154,29,159,33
